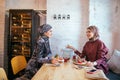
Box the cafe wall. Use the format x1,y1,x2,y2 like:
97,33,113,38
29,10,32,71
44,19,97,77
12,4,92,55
2,0,120,63
47,0,89,55
89,0,120,52
5,0,120,56
0,0,5,67
47,0,120,55
6,0,46,10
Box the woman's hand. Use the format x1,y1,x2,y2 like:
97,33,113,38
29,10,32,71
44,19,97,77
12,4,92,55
81,58,87,62
86,61,94,67
51,58,58,64
66,44,76,51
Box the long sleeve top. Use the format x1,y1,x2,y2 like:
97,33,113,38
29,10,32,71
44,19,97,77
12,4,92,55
31,35,52,63
24,36,52,79
75,39,109,73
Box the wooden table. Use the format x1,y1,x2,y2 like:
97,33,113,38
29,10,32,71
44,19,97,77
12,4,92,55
31,61,89,80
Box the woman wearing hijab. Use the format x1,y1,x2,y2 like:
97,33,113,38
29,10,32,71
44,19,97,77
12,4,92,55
16,24,56,80
67,25,109,73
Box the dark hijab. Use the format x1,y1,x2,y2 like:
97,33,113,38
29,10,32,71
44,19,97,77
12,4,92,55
39,24,52,36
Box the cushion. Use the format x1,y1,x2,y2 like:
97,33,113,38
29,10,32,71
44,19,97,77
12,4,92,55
107,49,120,74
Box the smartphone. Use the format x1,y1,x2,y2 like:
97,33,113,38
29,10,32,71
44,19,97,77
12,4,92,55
90,69,96,72
87,69,96,74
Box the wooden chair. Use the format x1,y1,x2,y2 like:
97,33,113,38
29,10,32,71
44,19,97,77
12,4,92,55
0,67,8,80
11,55,27,76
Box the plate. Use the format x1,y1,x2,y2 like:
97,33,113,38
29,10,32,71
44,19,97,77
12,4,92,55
58,59,64,63
73,61,87,66
52,63,60,67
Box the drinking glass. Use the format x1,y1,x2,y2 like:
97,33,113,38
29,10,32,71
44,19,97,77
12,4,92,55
61,48,74,62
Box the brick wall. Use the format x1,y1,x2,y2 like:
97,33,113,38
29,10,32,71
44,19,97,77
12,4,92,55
0,0,5,67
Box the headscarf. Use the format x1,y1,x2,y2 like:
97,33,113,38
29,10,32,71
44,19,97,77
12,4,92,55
87,25,99,41
39,24,52,34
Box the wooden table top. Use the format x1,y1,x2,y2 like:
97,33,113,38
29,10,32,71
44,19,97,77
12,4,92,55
31,61,89,80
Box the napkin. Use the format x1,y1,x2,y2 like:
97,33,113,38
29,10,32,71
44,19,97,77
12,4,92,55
85,68,109,80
